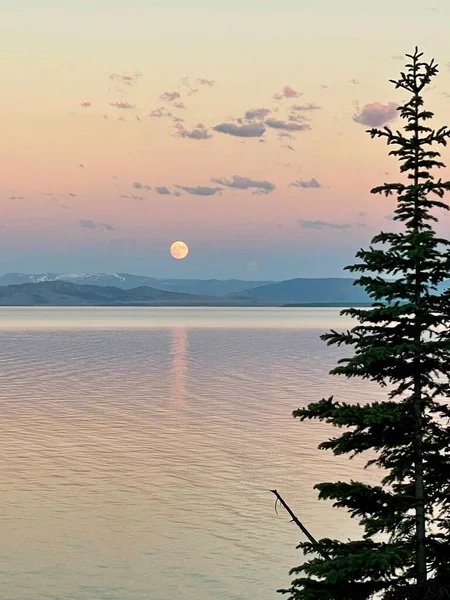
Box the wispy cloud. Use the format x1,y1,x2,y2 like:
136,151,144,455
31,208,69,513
214,122,265,137
80,101,91,108
197,77,216,86
79,219,116,230
353,102,399,127
149,107,172,118
349,78,360,85
290,103,321,111
290,178,321,188
175,185,221,196
175,122,212,139
133,182,152,191
110,72,142,86
273,85,302,100
389,54,404,61
160,91,181,103
211,175,275,192
299,219,351,230
79,219,96,229
244,107,271,120
265,118,310,132
109,101,136,109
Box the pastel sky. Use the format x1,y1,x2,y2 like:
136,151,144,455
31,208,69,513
1,0,450,280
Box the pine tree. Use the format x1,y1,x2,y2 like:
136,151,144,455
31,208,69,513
279,48,450,600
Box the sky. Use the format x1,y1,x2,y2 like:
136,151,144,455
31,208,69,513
1,0,450,280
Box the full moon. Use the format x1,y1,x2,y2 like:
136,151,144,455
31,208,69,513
170,240,189,260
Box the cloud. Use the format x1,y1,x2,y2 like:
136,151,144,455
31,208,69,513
265,118,311,132
211,175,275,192
175,185,221,196
214,122,265,137
155,186,180,196
110,72,142,85
133,181,152,190
175,122,212,140
79,219,115,230
290,178,321,188
349,78,360,85
353,102,399,127
290,103,321,111
299,219,351,230
160,91,181,102
80,101,91,107
389,55,404,61
109,101,135,109
197,77,216,86
273,85,302,100
278,131,293,139
79,219,97,229
173,101,186,109
244,107,271,120
149,107,172,118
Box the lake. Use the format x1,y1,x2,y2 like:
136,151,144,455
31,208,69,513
0,307,384,600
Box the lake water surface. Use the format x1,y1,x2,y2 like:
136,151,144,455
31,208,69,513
0,307,384,600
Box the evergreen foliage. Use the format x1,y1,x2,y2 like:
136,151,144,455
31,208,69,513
279,48,450,600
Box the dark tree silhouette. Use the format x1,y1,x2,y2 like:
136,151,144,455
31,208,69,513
279,48,450,600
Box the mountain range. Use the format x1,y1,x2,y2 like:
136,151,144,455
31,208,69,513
0,272,273,296
0,273,378,306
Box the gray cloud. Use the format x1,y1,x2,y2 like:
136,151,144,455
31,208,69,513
273,85,302,100
353,102,399,127
214,122,265,137
299,219,351,230
210,175,275,192
197,77,216,86
244,107,271,120
173,101,186,109
79,219,115,230
160,91,181,102
290,178,321,188
389,55,404,61
175,185,221,196
79,219,97,229
68,193,77,197
80,101,91,107
349,78,360,85
150,107,172,118
155,186,181,196
109,101,136,109
175,122,212,140
100,223,115,231
290,103,321,111
133,182,152,190
265,118,311,132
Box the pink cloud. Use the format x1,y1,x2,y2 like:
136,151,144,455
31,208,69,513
353,102,399,127
273,85,302,100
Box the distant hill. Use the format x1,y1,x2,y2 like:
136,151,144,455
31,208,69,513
233,278,372,304
0,281,272,306
0,273,274,296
